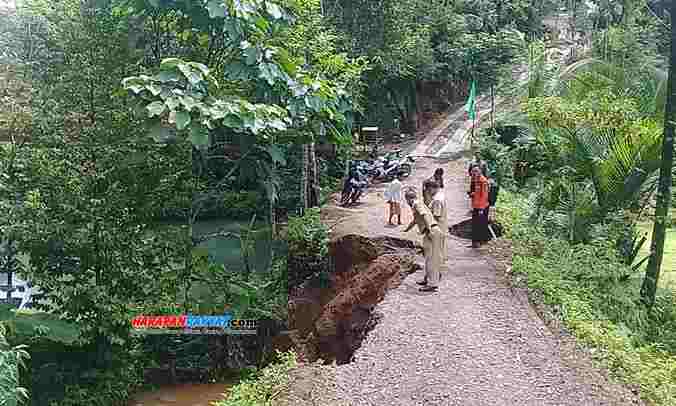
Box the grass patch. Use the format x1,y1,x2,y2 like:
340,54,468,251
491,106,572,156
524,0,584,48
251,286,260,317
12,310,80,343
213,351,297,406
1,306,80,344
495,191,676,406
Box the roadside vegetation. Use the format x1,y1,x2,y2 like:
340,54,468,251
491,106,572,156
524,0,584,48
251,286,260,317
213,351,297,406
481,3,676,404
2,0,676,404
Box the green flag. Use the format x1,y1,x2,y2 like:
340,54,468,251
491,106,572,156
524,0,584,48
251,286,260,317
464,80,476,121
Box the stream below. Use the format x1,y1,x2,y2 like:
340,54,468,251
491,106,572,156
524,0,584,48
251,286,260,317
128,383,234,406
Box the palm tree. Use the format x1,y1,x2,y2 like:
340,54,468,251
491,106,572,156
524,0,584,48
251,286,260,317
529,44,667,210
641,0,676,307
559,57,667,116
565,122,663,216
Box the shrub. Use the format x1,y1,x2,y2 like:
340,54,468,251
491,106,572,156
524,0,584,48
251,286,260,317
19,337,145,406
0,323,30,406
213,351,297,406
286,208,329,288
496,190,676,405
286,208,328,259
220,191,264,220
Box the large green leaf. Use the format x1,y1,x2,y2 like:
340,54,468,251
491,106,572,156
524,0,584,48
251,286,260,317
190,125,209,146
305,95,324,112
146,101,166,117
265,145,285,165
175,111,191,130
206,0,227,18
243,47,259,66
160,58,183,70
266,2,283,19
158,71,180,83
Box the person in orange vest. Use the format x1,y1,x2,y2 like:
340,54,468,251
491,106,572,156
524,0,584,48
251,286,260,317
468,166,490,248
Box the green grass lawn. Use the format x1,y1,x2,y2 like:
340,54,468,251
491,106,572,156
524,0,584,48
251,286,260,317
1,306,80,344
636,222,676,289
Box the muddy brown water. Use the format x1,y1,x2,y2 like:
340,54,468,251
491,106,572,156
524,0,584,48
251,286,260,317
128,383,233,406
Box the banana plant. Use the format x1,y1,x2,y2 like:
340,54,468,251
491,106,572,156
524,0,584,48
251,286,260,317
225,278,277,319
0,324,29,406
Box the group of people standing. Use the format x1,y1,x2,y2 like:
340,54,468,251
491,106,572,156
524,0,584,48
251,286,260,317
382,154,496,293
384,168,447,292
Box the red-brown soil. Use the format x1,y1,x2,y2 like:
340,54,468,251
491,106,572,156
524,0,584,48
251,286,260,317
288,235,419,365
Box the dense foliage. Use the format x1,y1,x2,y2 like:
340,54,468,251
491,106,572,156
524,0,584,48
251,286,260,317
213,350,296,406
0,0,358,404
479,3,676,403
0,323,30,406
4,0,675,404
497,192,676,405
324,0,555,131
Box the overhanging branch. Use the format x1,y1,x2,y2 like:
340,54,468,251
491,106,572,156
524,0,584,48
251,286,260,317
192,229,241,245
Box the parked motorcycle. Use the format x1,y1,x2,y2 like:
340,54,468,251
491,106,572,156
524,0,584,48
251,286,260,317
340,177,368,206
371,150,415,182
340,169,369,206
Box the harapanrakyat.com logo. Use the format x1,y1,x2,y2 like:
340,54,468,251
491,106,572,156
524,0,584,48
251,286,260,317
130,313,258,335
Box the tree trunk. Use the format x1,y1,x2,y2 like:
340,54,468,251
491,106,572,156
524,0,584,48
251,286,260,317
300,144,308,214
641,1,676,308
414,81,422,132
308,141,320,208
621,0,636,27
568,0,578,60
490,84,495,130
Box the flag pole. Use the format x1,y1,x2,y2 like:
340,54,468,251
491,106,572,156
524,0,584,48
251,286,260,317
465,78,477,149
472,97,476,145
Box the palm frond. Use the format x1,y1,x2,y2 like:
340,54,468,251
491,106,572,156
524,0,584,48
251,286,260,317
594,120,662,213
559,57,606,80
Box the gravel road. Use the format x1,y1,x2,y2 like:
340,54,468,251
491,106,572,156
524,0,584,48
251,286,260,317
283,110,644,405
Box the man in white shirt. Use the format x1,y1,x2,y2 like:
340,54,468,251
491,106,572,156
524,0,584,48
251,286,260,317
385,175,403,225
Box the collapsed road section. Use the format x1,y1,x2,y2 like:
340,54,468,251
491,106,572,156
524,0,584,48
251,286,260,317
288,234,419,365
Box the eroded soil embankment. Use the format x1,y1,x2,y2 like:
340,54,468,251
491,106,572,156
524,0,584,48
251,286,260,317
288,235,419,365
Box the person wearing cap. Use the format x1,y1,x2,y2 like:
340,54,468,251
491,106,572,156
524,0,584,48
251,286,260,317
403,188,443,292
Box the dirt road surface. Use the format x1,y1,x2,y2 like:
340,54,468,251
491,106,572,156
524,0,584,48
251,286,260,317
282,102,645,405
